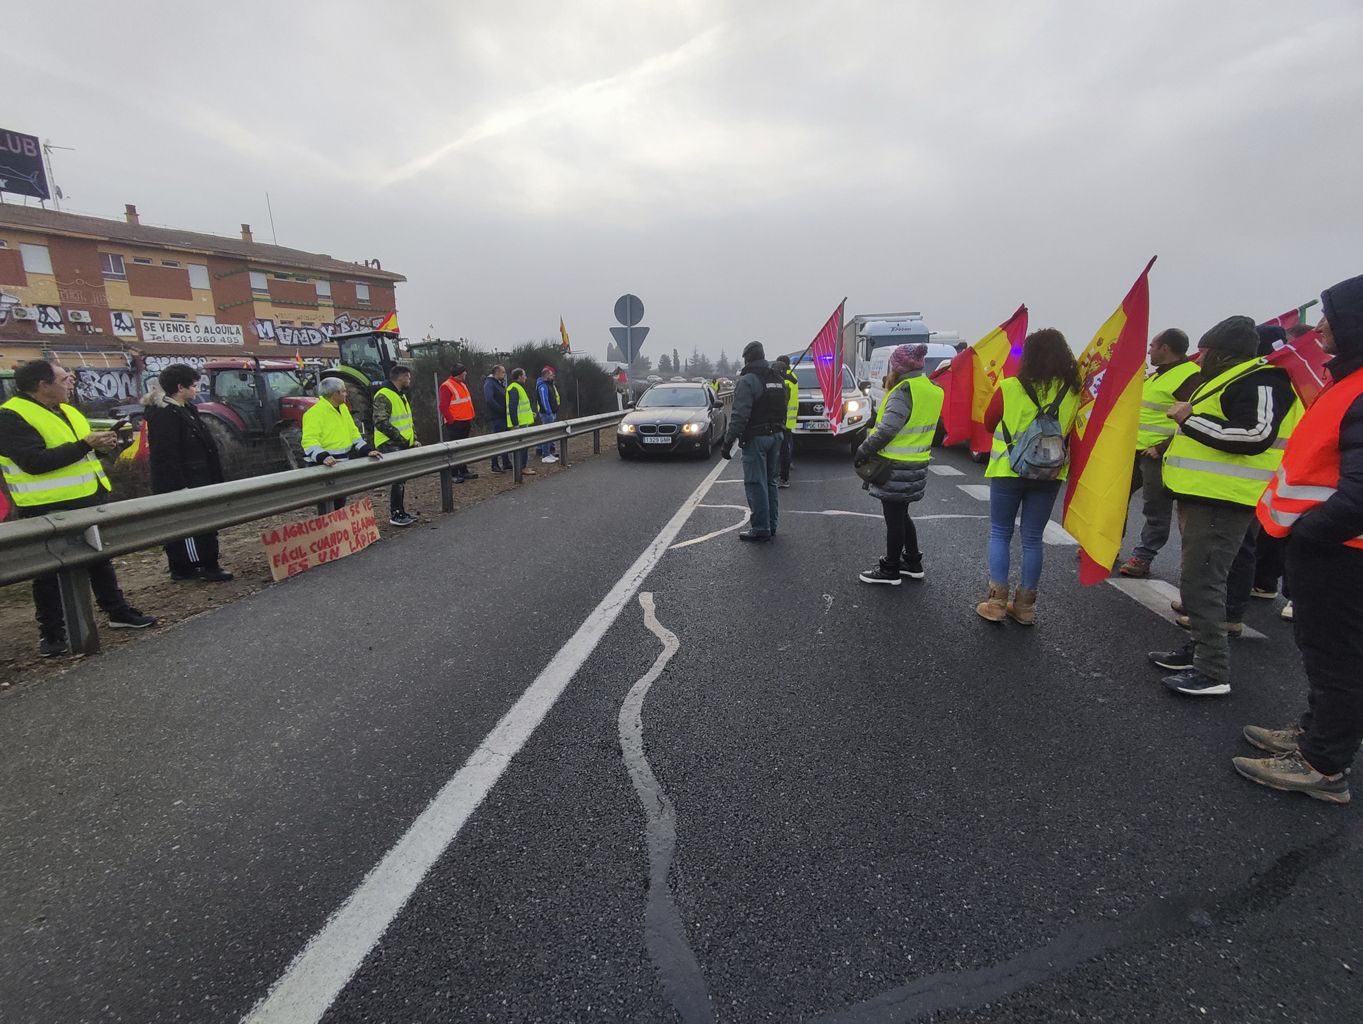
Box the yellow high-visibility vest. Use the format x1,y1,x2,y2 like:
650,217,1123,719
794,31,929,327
0,397,111,507
506,382,534,427
302,400,362,461
373,386,414,446
986,378,1081,480
877,375,944,463
783,371,799,430
1136,361,1200,449
1163,358,1301,507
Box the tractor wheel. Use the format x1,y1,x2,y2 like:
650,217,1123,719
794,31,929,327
345,388,373,440
280,427,306,470
202,416,249,480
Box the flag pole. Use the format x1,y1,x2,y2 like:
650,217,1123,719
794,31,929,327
790,296,848,367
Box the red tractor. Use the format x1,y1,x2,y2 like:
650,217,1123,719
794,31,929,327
196,358,317,477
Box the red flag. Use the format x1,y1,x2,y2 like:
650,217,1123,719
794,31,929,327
807,301,845,432
1063,257,1157,585
1261,300,1319,333
1266,329,1331,407
0,483,10,523
942,305,1027,452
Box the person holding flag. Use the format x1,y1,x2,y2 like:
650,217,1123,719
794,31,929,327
1147,317,1300,697
1234,273,1363,804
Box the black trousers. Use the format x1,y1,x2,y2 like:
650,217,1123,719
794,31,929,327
443,420,473,475
1292,536,1363,776
487,421,511,470
378,442,407,514
780,429,794,482
165,531,222,576
1254,527,1289,595
881,499,920,567
33,561,127,640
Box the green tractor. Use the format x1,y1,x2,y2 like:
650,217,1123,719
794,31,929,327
323,328,403,435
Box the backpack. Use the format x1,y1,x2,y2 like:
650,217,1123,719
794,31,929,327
1001,381,1069,480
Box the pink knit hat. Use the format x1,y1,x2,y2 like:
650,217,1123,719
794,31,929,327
889,343,927,374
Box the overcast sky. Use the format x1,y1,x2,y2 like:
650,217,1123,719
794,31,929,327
15,1,1363,362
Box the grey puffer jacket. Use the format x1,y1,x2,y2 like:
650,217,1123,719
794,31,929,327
856,374,930,503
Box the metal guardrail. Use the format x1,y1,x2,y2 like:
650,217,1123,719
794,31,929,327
0,410,626,655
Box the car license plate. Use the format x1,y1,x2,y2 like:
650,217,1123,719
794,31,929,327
803,420,830,431
643,436,671,444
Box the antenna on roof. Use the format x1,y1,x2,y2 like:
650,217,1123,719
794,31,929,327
42,140,75,212
265,192,278,245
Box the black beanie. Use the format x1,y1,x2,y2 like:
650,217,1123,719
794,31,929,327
1197,316,1258,357
1254,324,1286,357
742,340,764,363
450,362,466,376
1322,274,1363,356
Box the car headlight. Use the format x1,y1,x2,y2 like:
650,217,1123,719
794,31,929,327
845,398,865,414
618,422,637,434
682,421,706,434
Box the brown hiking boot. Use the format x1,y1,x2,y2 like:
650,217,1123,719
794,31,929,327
1176,614,1243,637
1007,587,1037,626
1170,599,1183,614
1242,724,1304,755
1118,557,1151,578
1232,751,1350,804
975,581,1009,623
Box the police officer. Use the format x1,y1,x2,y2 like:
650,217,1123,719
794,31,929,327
373,365,420,526
722,341,788,541
773,354,799,489
0,360,156,657
301,378,382,514
1149,316,1301,697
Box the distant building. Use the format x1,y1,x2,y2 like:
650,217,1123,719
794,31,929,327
0,203,405,396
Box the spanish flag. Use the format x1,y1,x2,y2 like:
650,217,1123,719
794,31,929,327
118,419,149,465
559,316,571,353
1062,257,1157,585
294,351,305,370
376,310,399,334
942,304,1027,453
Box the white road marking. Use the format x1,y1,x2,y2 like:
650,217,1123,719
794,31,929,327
1043,521,1077,546
1106,578,1267,640
670,510,749,548
928,464,965,476
242,458,730,1024
958,484,991,501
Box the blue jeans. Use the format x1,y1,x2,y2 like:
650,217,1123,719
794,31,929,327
988,477,1061,589
742,433,782,535
538,412,557,457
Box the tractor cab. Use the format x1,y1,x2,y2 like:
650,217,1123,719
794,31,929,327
196,358,317,476
325,328,403,432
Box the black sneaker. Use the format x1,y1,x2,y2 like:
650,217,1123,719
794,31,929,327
490,466,507,474
901,554,925,580
107,606,157,630
38,635,68,658
461,471,480,480
200,567,234,583
1148,646,1195,671
738,529,771,542
859,560,902,586
1162,669,1231,697
389,512,417,527
170,571,201,582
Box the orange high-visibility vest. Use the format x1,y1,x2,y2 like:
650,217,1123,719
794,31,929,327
440,377,475,423
1257,368,1363,549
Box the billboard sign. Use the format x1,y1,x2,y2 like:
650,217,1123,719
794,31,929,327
0,130,50,201
140,318,245,345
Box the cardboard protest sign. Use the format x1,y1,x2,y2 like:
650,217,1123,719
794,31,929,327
260,498,381,582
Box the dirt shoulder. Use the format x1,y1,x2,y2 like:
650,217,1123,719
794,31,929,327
0,450,601,691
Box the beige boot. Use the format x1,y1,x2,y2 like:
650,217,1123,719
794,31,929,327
1007,587,1038,626
975,581,1010,622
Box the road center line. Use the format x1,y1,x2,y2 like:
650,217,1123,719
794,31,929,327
958,484,991,501
928,464,965,476
241,458,730,1024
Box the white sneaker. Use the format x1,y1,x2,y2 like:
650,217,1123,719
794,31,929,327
542,455,559,464
1281,601,1294,621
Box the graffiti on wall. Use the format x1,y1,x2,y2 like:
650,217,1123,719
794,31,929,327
331,312,386,335
74,366,140,405
250,312,388,347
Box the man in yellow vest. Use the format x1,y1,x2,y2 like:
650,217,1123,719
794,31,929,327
505,367,537,477
1148,317,1300,697
301,377,383,514
1117,328,1200,578
0,360,156,657
773,354,799,489
373,364,421,526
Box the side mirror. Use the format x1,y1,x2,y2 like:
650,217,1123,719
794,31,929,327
859,381,871,393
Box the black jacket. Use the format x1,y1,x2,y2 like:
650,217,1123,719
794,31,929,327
483,375,507,423
147,401,225,493
725,360,786,445
0,397,103,515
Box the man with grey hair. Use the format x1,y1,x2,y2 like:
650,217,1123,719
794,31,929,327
301,377,382,513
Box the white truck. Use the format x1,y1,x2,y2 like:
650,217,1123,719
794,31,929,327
844,312,960,409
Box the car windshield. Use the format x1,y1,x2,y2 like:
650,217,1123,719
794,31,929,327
793,364,855,391
638,386,707,409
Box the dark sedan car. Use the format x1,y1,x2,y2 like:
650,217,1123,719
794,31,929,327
617,382,727,459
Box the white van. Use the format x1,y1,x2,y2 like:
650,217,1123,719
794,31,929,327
864,342,959,410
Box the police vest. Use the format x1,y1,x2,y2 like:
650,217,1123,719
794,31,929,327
506,382,534,427
441,378,475,422
1163,359,1301,507
743,366,788,439
1136,361,1200,448
1257,367,1363,549
302,400,361,461
783,371,799,430
986,378,1081,480
877,375,944,463
373,386,414,446
0,398,111,507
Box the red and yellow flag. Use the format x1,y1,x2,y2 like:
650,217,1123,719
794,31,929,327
118,419,150,465
559,316,571,353
376,310,399,334
294,351,305,370
1063,257,1157,585
942,304,1027,453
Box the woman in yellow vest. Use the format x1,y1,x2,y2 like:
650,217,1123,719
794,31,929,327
853,344,944,585
976,329,1081,625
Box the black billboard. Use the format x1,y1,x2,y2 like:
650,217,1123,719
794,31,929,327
0,130,50,201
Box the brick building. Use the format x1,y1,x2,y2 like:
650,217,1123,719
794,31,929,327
0,203,405,405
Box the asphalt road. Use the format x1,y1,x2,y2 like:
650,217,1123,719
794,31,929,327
1,440,1359,1023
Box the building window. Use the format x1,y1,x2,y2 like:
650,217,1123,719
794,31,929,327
273,272,290,280
315,279,332,299
280,320,295,326
20,243,53,275
249,271,268,293
188,264,210,290
132,257,153,265
162,259,181,268
141,311,162,317
355,282,370,303
169,313,189,320
100,253,127,280
196,315,217,327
